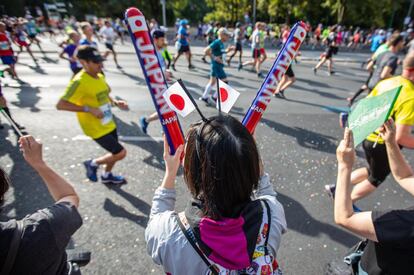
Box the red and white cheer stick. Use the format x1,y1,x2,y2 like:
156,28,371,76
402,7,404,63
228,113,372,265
242,22,307,133
124,7,184,154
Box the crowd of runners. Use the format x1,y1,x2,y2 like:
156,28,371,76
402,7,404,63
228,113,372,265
1,9,414,275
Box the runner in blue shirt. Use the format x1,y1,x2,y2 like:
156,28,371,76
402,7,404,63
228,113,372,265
171,19,194,71
200,28,232,104
59,31,83,77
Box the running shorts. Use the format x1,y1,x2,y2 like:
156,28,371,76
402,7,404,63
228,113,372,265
94,129,124,155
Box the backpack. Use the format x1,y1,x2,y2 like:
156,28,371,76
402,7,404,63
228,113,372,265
176,200,282,275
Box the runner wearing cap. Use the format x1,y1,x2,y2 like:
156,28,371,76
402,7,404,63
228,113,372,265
171,19,194,71
200,27,233,105
56,46,129,184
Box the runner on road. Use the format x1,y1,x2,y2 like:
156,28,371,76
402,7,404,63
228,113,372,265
227,22,244,70
200,28,232,104
56,46,129,184
171,19,194,71
0,22,18,79
99,20,120,68
59,31,83,77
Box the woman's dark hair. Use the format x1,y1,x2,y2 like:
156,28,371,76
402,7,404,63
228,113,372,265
0,167,10,208
184,115,260,219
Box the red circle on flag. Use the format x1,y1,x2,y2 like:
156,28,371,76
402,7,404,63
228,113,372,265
170,94,185,111
219,88,228,102
135,20,142,27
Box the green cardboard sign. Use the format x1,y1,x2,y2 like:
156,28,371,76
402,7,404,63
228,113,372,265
348,85,402,147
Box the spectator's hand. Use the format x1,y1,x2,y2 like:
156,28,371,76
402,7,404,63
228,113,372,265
379,118,396,144
19,135,45,169
336,128,355,168
89,107,104,119
214,56,223,64
163,135,184,177
115,100,129,110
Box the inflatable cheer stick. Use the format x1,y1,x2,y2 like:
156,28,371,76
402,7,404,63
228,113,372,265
124,7,184,154
242,22,307,134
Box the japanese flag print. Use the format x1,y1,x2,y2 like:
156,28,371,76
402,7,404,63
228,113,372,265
217,79,240,113
162,81,196,117
127,15,147,33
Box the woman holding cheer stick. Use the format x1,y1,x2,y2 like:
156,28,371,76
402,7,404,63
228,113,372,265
145,115,287,274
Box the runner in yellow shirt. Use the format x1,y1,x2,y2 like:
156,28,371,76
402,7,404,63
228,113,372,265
326,53,414,202
56,46,129,184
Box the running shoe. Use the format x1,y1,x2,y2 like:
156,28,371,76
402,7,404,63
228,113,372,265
276,90,286,99
139,116,148,134
202,57,207,63
324,184,362,213
325,184,336,199
101,173,127,184
313,67,317,75
188,64,195,69
171,64,176,71
198,97,210,106
257,72,264,78
238,64,243,71
83,160,98,182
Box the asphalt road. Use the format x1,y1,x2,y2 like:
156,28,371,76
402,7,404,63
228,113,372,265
1,37,413,274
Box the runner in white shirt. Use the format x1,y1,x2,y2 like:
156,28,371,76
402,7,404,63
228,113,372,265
99,20,120,68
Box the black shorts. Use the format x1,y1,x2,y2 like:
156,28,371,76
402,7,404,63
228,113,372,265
28,34,36,39
362,139,392,187
252,48,261,58
325,48,333,59
94,129,124,155
235,42,242,51
105,43,114,51
285,65,295,78
178,45,190,53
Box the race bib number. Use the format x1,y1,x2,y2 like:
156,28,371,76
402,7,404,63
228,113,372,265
0,42,9,50
99,103,113,125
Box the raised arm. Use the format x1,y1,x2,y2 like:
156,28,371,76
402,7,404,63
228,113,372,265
19,136,79,207
334,129,378,242
381,119,414,196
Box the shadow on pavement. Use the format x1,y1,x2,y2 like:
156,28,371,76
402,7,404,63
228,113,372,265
0,130,53,221
277,192,360,247
113,116,166,172
10,82,41,112
103,184,150,227
261,117,337,155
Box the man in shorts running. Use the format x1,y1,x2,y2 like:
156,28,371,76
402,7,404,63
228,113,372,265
56,46,129,184
59,31,83,77
242,22,264,78
0,22,18,79
326,53,414,202
274,65,295,99
171,19,194,71
227,22,244,70
99,20,120,68
200,28,232,104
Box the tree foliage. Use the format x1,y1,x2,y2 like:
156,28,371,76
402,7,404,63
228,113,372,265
3,0,413,29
